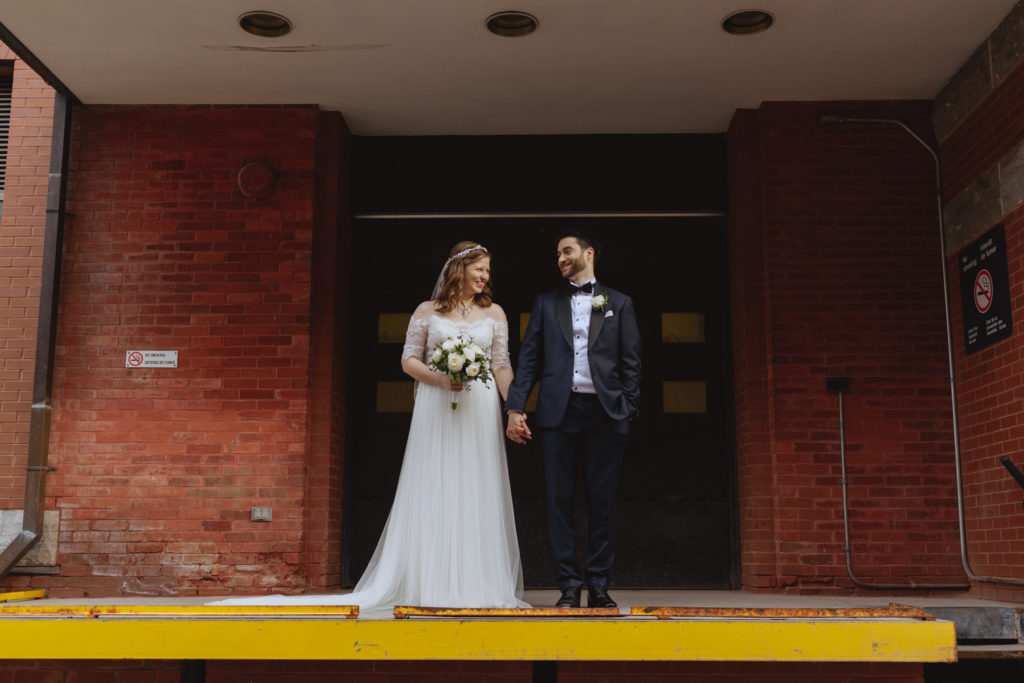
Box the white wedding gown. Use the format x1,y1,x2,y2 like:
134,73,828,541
209,306,529,611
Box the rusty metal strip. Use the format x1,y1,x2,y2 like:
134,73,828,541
393,606,622,619
630,602,932,620
0,590,47,603
0,604,358,619
888,603,936,621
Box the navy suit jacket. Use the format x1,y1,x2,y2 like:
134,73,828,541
506,283,641,429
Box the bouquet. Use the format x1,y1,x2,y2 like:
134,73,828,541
429,335,493,409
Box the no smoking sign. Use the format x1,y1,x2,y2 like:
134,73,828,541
974,269,993,313
125,350,178,368
960,224,1012,354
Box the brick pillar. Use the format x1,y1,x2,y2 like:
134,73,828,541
0,47,55,512
728,108,778,589
305,110,351,589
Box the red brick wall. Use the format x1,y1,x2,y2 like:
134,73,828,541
0,660,926,682
0,660,184,682
0,47,55,509
305,111,350,589
948,204,1024,601
939,55,1024,602
558,662,924,682
729,101,965,591
4,105,324,596
206,661,533,682
728,109,777,588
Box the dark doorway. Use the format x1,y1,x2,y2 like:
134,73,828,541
342,136,735,589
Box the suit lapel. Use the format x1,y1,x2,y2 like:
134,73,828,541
556,288,573,349
588,282,605,349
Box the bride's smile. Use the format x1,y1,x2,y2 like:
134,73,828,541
463,257,491,297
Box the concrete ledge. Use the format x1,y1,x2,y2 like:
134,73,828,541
927,606,1020,642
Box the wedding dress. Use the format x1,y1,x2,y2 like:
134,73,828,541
210,305,529,611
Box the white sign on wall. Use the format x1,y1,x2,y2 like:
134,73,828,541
125,350,178,368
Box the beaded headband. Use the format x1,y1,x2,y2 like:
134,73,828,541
444,244,488,266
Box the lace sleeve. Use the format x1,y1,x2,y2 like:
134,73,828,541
491,320,512,371
402,305,432,362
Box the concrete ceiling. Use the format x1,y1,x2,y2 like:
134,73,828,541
0,0,1016,135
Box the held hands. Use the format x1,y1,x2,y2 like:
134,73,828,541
505,411,532,444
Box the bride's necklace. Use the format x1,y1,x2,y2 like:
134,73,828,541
457,298,475,319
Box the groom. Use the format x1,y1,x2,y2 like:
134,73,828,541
505,230,641,609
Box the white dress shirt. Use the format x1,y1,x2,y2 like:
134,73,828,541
570,279,596,394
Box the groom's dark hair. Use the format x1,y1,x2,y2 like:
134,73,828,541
557,229,600,263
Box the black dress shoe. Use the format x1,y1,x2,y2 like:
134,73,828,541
555,587,581,608
587,585,617,608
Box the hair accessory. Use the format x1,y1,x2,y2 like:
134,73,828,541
431,244,488,299
444,244,487,265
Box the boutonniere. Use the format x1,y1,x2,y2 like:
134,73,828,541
591,292,609,313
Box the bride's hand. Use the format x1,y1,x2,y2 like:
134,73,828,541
438,374,463,391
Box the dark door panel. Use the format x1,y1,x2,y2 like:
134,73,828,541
344,216,735,589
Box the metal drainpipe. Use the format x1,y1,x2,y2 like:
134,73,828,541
819,114,1024,587
831,378,968,589
0,91,72,581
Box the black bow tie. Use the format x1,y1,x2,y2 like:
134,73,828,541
570,282,594,295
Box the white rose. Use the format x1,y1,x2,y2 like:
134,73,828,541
592,294,607,309
466,362,480,377
442,339,456,352
431,347,443,363
470,343,484,356
464,347,477,362
447,354,465,372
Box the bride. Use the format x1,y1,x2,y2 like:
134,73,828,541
211,242,529,610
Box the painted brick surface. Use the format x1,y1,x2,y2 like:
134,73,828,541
0,660,925,682
304,111,349,590
4,105,320,596
729,101,965,592
559,661,924,682
0,659,183,682
938,24,1024,604
728,109,777,589
947,201,1024,602
0,45,56,511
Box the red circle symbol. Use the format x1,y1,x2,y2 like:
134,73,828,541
127,351,144,367
974,269,994,314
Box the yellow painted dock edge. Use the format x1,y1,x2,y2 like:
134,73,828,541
0,618,957,662
0,590,46,603
0,604,358,618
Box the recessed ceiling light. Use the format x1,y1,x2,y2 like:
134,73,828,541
722,10,774,35
486,11,539,37
239,11,293,38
